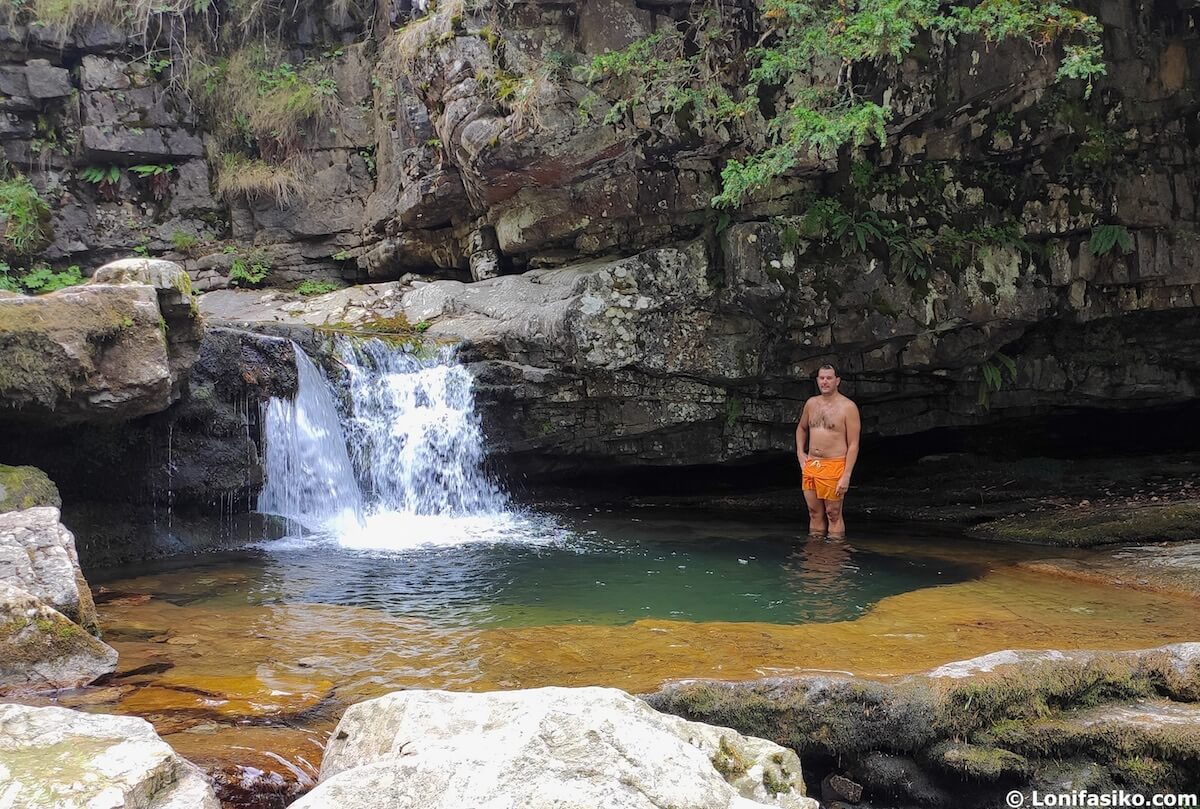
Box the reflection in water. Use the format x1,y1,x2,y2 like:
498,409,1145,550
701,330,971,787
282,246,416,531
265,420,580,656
107,515,975,628
786,535,857,621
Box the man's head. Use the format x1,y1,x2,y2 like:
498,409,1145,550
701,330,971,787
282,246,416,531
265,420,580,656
816,364,839,395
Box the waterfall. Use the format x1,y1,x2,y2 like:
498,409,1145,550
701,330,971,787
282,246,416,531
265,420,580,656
259,338,519,549
339,340,506,516
258,348,364,533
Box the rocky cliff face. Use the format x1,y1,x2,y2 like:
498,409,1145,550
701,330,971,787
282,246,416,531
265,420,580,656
3,0,1199,476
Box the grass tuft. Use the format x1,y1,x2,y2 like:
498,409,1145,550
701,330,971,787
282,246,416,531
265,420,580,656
214,153,304,207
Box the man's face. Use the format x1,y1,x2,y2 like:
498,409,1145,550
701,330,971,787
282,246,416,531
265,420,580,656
817,369,839,394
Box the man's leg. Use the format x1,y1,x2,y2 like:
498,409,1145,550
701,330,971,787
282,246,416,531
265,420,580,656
825,497,846,538
803,488,827,537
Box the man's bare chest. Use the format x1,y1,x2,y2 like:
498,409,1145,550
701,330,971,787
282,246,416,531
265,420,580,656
811,403,845,431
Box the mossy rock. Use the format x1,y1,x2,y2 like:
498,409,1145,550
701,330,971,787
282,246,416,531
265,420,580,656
646,677,943,758
0,465,61,513
983,706,1200,791
969,502,1200,546
925,741,1030,782
0,584,117,693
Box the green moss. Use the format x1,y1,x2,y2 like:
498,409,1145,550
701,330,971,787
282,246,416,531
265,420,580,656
648,678,942,758
710,735,749,779
0,464,61,512
1113,755,1174,788
970,502,1200,547
940,656,1162,739
33,616,84,640
927,741,1030,781
762,765,792,795
0,290,140,407
1,610,94,668
171,270,193,297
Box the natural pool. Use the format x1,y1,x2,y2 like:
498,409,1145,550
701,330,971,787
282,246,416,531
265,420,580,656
42,508,1200,800
30,347,1198,802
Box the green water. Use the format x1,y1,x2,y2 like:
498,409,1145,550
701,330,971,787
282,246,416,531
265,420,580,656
91,509,983,628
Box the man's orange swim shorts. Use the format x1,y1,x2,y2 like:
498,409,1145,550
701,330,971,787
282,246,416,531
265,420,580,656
802,457,847,501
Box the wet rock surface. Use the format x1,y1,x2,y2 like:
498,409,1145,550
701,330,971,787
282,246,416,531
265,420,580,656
1018,543,1200,600
0,327,293,565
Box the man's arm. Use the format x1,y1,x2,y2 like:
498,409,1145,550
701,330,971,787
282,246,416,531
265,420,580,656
795,401,810,464
836,402,861,497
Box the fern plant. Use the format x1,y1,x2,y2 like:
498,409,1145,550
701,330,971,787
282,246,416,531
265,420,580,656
1088,224,1133,256
978,352,1018,410
130,164,175,201
80,165,122,201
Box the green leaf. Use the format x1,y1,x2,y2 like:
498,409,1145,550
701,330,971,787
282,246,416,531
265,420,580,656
1089,224,1133,256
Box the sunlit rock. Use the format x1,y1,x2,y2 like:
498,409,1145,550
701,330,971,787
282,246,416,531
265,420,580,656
0,582,116,694
0,506,95,628
294,686,817,809
0,703,220,808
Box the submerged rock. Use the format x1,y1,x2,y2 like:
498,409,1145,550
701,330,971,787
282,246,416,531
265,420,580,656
970,502,1200,546
294,686,817,809
0,703,220,808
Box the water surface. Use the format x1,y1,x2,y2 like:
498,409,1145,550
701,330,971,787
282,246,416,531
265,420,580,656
53,510,1198,799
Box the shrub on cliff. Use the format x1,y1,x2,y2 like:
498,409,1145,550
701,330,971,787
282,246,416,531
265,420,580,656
584,0,1106,208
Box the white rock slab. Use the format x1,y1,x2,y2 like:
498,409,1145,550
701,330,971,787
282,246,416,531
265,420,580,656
0,703,220,808
294,686,818,809
0,506,94,627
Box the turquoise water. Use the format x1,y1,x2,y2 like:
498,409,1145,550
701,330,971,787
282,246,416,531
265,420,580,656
91,509,983,628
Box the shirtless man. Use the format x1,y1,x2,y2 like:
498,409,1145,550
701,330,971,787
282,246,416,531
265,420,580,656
795,364,861,538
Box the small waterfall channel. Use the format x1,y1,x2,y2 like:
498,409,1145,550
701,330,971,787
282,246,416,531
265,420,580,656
257,338,513,549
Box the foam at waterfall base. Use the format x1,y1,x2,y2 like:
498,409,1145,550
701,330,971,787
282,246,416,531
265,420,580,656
337,509,563,550
259,508,568,553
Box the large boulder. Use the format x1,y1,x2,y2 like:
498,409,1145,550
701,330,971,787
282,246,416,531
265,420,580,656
0,582,116,693
293,686,818,809
0,703,220,808
0,266,200,421
0,506,96,628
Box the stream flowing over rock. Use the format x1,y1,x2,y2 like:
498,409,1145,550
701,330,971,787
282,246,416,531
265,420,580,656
0,704,220,809
293,686,818,809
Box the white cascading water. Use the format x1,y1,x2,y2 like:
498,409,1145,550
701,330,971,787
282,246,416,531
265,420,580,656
259,338,527,551
340,339,506,516
258,347,363,534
